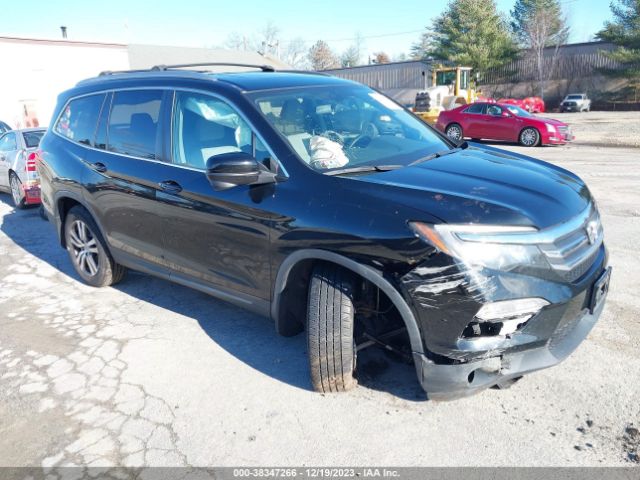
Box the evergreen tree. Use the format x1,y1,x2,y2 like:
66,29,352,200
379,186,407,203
413,0,517,74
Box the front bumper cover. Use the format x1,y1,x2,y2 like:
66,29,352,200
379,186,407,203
414,287,607,400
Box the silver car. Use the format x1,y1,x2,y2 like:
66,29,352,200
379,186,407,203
0,128,46,208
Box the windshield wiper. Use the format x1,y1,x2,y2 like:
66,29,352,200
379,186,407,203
409,142,468,166
324,165,403,176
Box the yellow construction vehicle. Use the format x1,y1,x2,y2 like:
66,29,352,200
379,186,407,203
413,66,476,124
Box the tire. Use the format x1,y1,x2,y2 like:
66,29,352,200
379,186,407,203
445,123,463,141
9,173,26,209
519,127,540,147
64,206,126,287
307,263,357,393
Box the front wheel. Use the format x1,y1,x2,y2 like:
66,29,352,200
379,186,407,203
445,123,463,141
9,173,26,209
519,127,540,147
64,206,126,287
307,263,357,393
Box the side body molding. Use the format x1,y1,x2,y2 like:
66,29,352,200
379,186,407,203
271,249,425,355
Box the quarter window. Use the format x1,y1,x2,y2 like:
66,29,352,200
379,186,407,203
108,90,162,159
172,92,254,169
55,94,105,146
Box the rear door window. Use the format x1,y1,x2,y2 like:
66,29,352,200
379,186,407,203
55,94,106,146
108,90,162,159
464,103,485,114
0,132,17,152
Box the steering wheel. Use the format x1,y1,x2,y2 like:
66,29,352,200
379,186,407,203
322,130,345,145
347,122,379,149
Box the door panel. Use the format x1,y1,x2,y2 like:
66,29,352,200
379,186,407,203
82,89,169,271
156,165,273,300
0,133,17,187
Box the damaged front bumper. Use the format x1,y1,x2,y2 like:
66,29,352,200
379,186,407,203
411,266,610,400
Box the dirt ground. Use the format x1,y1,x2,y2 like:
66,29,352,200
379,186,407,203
0,113,639,471
540,110,640,148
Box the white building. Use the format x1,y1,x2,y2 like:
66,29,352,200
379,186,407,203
0,36,289,129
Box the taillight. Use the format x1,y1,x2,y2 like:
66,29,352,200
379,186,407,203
26,150,40,172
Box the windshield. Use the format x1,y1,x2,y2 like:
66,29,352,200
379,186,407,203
22,130,45,148
567,95,583,100
252,85,450,172
503,105,532,117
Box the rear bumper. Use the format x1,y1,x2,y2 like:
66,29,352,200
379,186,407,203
23,184,41,205
414,283,607,400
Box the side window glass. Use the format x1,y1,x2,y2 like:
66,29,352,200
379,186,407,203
172,92,253,169
487,105,502,116
465,103,484,115
0,133,16,151
108,90,162,159
55,94,105,146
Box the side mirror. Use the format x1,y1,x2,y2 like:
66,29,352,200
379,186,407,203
206,151,277,191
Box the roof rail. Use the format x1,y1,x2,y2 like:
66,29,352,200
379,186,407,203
98,63,276,77
151,62,276,72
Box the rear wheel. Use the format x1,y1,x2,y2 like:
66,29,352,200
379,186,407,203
445,123,463,141
64,206,126,287
9,173,26,209
519,127,540,147
307,263,357,393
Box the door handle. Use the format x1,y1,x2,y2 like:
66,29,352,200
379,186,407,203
158,180,182,194
91,162,107,173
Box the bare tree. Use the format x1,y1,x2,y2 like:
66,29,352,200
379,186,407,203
511,0,569,98
258,21,281,57
373,52,391,64
224,31,249,51
308,40,340,70
283,37,309,69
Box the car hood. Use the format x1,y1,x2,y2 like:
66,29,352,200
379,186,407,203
533,116,567,127
341,145,590,229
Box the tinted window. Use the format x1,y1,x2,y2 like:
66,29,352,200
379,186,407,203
55,94,105,145
108,90,162,159
465,103,485,114
0,132,17,151
94,93,112,150
23,131,45,148
172,92,253,169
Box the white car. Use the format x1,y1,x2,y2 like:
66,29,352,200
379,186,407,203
560,93,591,113
0,128,45,208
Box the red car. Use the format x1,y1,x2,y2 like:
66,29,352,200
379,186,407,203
498,97,545,113
435,102,573,147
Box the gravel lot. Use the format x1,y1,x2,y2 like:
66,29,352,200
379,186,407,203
0,115,639,469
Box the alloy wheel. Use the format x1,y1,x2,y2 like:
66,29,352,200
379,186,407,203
520,128,538,146
68,220,100,277
10,175,23,206
446,125,462,141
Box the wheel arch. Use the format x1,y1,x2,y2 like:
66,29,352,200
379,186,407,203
54,190,105,249
271,249,424,355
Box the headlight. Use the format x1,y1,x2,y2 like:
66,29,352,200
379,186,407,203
409,222,550,272
545,123,556,132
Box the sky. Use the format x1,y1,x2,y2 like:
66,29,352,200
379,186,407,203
0,0,614,59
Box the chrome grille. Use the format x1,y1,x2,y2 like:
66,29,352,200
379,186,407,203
538,206,603,281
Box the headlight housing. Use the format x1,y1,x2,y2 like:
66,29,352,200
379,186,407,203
545,123,556,132
409,222,550,272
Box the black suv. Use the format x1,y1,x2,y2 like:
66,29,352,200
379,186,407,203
38,64,611,400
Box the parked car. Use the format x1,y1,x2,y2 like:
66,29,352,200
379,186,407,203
436,102,574,146
0,128,45,208
0,120,11,134
560,93,591,112
38,65,609,400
